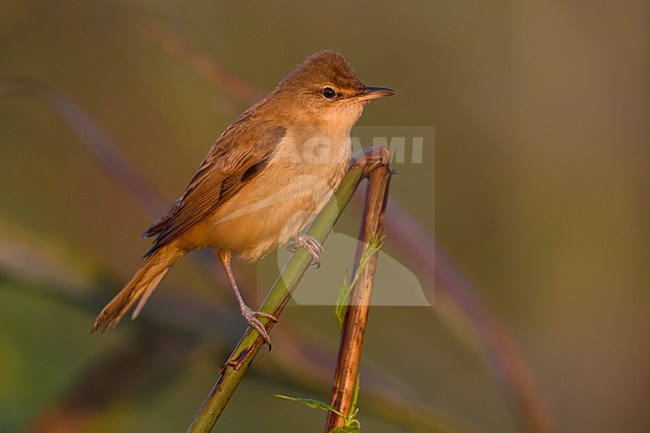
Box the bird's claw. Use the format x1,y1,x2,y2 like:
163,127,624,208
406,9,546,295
287,233,324,268
241,305,277,348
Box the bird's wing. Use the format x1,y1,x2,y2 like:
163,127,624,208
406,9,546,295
144,114,286,255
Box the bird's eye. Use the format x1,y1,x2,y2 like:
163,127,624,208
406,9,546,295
322,87,336,99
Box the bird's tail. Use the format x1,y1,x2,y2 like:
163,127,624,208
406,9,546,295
92,245,182,332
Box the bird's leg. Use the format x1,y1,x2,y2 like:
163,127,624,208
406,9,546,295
287,233,324,268
219,252,277,348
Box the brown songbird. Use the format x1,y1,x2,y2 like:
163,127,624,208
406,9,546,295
92,50,394,345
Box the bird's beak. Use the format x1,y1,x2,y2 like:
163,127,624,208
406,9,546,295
353,86,395,102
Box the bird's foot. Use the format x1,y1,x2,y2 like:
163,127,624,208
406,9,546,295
287,233,324,268
240,304,277,348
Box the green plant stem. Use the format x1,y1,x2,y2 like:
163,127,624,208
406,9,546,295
186,146,389,433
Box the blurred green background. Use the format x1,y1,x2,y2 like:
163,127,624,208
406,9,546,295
0,1,648,432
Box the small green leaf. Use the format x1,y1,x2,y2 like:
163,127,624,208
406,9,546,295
329,425,360,433
274,395,345,417
275,393,362,431
335,268,351,330
351,376,360,415
335,235,384,330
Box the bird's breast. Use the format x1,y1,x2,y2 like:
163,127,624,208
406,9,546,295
203,130,352,261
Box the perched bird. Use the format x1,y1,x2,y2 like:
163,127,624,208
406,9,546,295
92,50,394,345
